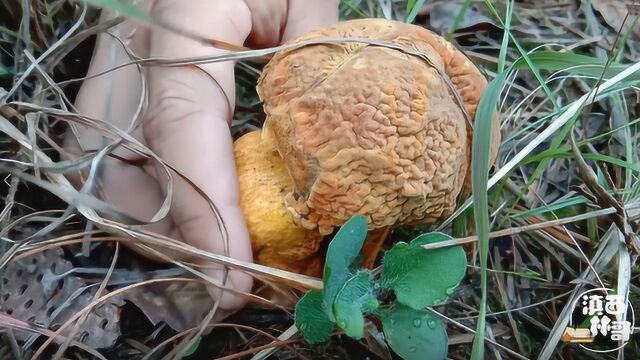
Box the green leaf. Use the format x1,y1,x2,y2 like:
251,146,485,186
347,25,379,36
380,232,466,309
333,270,378,339
381,303,448,360
322,214,369,320
295,290,335,344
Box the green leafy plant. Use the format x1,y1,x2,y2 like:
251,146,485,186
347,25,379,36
294,215,467,360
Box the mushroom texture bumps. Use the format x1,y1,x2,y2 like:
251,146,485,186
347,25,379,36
234,18,500,277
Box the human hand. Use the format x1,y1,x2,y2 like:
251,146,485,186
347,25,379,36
64,0,338,312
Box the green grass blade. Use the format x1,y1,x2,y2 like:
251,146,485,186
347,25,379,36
496,0,512,73
488,60,640,191
470,3,513,358
511,50,640,81
446,0,473,39
339,0,369,18
470,69,510,360
405,0,426,24
512,196,588,219
524,149,640,174
437,61,640,232
609,93,636,201
521,112,580,201
579,116,640,145
482,0,559,110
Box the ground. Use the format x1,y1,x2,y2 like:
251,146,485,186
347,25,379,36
0,0,639,359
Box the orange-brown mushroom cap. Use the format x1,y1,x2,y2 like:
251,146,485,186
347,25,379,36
257,18,500,235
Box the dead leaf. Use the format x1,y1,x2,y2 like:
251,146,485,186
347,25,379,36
364,325,393,360
592,0,640,37
0,248,221,348
421,2,499,34
123,281,216,331
0,248,123,349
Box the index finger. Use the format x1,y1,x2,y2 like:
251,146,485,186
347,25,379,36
143,0,254,311
281,0,339,42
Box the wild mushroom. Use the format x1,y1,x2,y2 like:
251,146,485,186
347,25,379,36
233,18,500,277
234,130,325,277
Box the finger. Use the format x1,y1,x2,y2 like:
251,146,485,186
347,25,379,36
144,0,254,311
243,0,339,48
242,0,288,48
64,0,176,237
281,0,339,42
68,1,152,155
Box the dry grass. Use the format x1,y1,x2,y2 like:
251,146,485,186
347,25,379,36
1,0,639,359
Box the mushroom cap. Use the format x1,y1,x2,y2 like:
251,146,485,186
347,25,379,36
257,18,500,235
234,130,324,276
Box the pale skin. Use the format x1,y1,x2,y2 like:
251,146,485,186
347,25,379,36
64,0,338,312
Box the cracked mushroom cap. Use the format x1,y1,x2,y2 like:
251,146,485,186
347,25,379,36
256,18,500,236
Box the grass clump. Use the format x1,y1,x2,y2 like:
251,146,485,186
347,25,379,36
1,0,639,359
